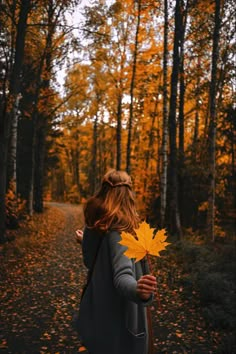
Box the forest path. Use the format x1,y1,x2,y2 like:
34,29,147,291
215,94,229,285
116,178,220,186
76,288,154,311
0,203,85,353
0,203,222,353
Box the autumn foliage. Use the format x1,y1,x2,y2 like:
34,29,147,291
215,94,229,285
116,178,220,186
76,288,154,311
0,2,235,352
0,0,235,243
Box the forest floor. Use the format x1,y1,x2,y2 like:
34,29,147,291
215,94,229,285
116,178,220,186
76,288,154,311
0,203,232,354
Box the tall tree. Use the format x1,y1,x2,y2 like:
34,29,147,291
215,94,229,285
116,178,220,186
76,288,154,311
167,0,182,237
27,6,56,215
178,0,189,161
126,0,142,174
178,0,189,225
160,0,169,227
207,0,221,241
0,0,31,242
192,56,201,160
116,92,122,170
27,0,77,214
33,0,57,213
91,110,99,194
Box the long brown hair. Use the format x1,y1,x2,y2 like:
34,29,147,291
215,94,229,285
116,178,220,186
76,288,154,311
84,170,139,233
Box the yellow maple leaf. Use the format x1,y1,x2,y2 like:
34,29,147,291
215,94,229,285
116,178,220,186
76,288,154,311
119,221,170,262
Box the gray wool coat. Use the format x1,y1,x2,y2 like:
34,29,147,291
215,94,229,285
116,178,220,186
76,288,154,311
77,227,152,354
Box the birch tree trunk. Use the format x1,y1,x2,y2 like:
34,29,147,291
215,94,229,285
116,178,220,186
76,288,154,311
160,0,169,227
9,94,20,193
207,0,221,242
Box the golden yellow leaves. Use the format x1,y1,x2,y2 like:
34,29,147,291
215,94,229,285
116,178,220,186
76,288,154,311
119,221,170,262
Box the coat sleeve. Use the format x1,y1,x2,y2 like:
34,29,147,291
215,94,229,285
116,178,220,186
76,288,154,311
108,230,152,305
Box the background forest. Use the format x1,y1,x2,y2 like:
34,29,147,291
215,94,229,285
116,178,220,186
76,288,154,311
0,0,236,351
1,0,235,241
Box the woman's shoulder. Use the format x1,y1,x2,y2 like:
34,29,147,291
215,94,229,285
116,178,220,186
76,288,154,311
105,229,122,248
106,229,120,237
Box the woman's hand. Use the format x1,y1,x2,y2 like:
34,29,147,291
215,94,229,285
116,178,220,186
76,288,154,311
75,229,83,244
137,274,157,301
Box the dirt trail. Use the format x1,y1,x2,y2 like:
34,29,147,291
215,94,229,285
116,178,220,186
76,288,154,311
0,203,226,353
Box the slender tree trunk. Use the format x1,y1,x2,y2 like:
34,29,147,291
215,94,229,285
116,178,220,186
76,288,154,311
178,0,188,227
98,113,107,179
34,124,46,212
192,57,201,160
75,135,80,191
91,111,98,194
34,2,57,213
28,74,43,216
71,129,80,193
7,95,21,228
126,0,141,174
160,0,169,227
0,0,30,242
34,58,53,212
230,109,236,214
207,0,221,242
116,93,122,170
193,110,199,151
72,148,77,186
9,94,20,193
143,103,157,197
168,0,182,237
28,117,37,216
115,21,127,171
178,0,188,162
156,111,161,182
29,3,55,214
145,109,157,172
7,0,17,187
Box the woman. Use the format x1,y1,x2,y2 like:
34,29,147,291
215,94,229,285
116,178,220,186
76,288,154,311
77,170,157,354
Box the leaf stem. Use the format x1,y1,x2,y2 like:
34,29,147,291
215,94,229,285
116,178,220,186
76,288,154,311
146,253,162,312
